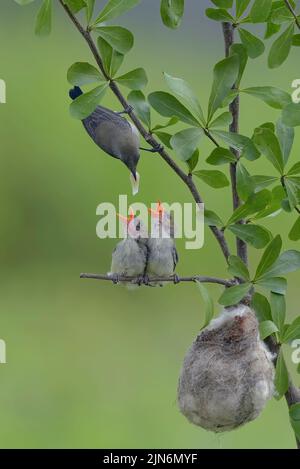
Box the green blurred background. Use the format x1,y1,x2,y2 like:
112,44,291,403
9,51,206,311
0,0,299,449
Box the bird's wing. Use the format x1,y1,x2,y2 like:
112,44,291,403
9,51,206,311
82,105,131,141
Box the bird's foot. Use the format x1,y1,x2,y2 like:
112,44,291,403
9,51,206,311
173,273,180,284
140,143,164,153
143,274,150,286
117,105,133,115
136,275,144,286
111,273,120,285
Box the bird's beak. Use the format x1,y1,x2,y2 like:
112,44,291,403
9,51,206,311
130,171,140,196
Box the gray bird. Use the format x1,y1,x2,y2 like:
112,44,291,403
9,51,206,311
109,211,148,288
146,203,178,286
69,86,140,194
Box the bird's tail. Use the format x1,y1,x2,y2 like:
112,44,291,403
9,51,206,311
69,86,83,100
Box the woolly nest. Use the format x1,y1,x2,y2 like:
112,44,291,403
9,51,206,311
178,305,275,433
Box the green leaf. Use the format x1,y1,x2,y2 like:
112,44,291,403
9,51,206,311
195,281,214,329
262,249,300,278
228,224,271,249
115,68,148,90
170,128,203,162
265,21,281,39
271,6,294,24
208,55,239,122
259,320,279,340
151,116,178,131
242,86,291,109
206,8,234,21
268,23,294,69
228,255,250,280
274,349,289,399
276,118,294,163
193,170,230,188
209,112,233,129
160,0,185,29
270,292,286,333
148,91,200,126
212,130,260,161
154,131,172,149
252,292,272,322
289,404,300,442
219,283,251,307
95,26,134,54
69,84,108,119
282,317,300,343
163,73,205,124
211,0,233,7
230,43,248,86
288,162,300,176
289,217,300,241
204,209,223,227
236,162,253,200
14,0,35,4
97,37,124,77
254,235,282,280
236,0,251,17
293,34,300,46
252,175,278,191
227,190,272,225
238,28,265,59
256,277,287,295
93,0,140,25
186,150,199,173
67,62,104,86
85,0,95,22
206,147,236,166
127,91,151,128
253,127,284,174
282,103,300,127
35,0,52,36
250,0,272,23
63,0,86,13
285,178,300,209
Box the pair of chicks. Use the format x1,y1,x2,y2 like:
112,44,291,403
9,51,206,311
109,203,178,287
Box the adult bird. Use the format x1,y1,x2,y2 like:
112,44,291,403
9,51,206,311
69,86,141,195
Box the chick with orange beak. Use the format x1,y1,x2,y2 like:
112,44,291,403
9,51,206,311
109,209,148,287
146,202,179,286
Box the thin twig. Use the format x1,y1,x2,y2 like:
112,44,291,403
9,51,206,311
80,273,234,286
58,0,230,262
222,22,248,266
284,0,300,29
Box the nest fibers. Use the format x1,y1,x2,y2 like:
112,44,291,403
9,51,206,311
178,305,275,433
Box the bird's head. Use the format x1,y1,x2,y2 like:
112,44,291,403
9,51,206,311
69,86,83,101
117,208,147,239
148,202,174,238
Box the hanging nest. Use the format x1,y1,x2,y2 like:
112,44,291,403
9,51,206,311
178,305,275,433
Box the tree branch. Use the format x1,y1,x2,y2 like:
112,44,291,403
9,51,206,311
222,22,248,266
58,0,230,262
80,273,234,286
284,0,300,29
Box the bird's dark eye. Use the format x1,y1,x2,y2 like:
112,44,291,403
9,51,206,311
136,222,140,231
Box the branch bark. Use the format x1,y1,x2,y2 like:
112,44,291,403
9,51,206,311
284,0,300,29
80,273,234,286
58,0,230,262
222,22,248,266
